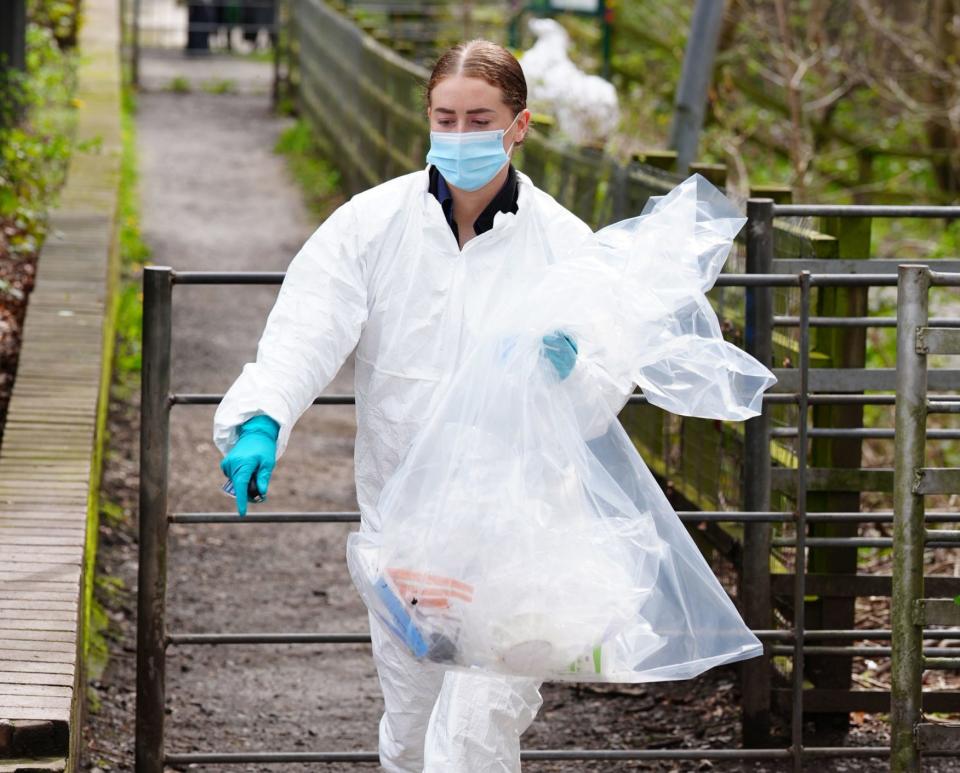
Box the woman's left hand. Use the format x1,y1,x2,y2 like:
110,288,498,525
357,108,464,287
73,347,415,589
542,330,577,380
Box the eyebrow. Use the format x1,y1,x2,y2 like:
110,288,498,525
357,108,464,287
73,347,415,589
433,108,497,115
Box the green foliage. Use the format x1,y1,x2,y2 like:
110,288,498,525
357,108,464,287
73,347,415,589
168,75,192,93
113,80,150,386
202,78,237,95
274,119,343,218
26,0,80,49
0,12,79,261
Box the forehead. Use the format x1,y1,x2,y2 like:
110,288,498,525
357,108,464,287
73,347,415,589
430,75,506,111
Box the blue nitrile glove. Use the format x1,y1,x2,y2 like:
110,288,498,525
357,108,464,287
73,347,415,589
542,330,578,380
219,414,280,517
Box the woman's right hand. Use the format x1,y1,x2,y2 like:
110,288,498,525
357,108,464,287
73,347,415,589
220,414,280,517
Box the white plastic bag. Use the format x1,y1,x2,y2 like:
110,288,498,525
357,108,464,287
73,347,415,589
347,174,777,682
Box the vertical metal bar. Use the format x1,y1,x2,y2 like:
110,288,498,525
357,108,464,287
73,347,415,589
792,271,811,771
136,267,173,773
271,0,281,108
741,198,775,745
132,0,140,89
890,265,930,773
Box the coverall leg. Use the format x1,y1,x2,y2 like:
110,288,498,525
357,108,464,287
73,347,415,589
370,613,543,773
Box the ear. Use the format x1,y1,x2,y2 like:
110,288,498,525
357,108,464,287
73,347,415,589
517,108,531,142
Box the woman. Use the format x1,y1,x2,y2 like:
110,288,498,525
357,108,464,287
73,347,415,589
213,40,623,772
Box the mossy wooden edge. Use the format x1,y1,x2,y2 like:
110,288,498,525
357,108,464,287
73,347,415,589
1,0,125,768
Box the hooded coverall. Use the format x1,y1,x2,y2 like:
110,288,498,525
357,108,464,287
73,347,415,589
213,165,627,772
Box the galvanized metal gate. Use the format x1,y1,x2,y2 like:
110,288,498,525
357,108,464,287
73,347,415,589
890,264,960,771
133,202,960,770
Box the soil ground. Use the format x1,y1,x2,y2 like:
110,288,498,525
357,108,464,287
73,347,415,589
77,49,946,773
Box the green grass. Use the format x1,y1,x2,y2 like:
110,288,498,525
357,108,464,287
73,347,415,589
112,75,151,396
168,75,191,93
202,78,237,95
274,118,344,219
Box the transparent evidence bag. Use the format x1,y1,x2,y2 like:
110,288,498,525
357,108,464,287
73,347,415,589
346,174,778,683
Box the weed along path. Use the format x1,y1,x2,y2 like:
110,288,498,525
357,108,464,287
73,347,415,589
80,51,916,773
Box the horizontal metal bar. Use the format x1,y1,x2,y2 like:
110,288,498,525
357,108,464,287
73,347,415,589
779,394,960,406
770,427,960,440
172,271,285,285
167,632,371,646
163,747,903,764
919,327,960,355
169,510,960,525
926,529,960,543
929,401,960,414
167,269,908,290
170,391,903,408
174,391,960,410
171,629,960,648
169,512,361,524
807,273,899,287
172,393,356,405
770,645,960,657
772,368,960,391
771,537,902,548
683,511,792,522
773,259,960,275
800,512,960,523
930,270,960,287
774,315,960,329
166,752,379,764
773,204,960,218
925,657,960,670
774,536,960,548
757,629,960,641
914,468,960,495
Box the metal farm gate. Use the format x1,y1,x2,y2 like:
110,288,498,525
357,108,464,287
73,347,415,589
134,201,960,771
126,0,960,766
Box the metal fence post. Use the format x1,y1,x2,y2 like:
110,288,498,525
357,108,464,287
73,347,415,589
890,264,930,772
131,0,141,89
136,267,174,773
792,271,812,771
741,198,775,745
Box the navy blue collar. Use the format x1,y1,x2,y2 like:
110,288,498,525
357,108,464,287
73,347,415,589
428,164,519,241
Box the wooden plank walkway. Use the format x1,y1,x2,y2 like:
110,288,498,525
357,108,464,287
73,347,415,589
0,0,122,767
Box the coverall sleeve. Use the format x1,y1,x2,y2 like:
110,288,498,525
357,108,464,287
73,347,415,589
213,199,367,460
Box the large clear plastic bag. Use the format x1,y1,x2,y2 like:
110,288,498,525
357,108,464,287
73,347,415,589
346,174,777,682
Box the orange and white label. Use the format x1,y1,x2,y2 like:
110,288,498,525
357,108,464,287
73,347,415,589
387,567,475,610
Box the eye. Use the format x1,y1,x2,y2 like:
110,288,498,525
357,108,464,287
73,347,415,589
473,121,491,127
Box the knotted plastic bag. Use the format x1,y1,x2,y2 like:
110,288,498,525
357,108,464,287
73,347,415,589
347,174,777,682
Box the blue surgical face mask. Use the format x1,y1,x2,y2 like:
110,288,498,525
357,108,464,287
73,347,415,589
425,112,522,192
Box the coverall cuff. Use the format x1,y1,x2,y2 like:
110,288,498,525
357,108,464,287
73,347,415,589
239,413,281,441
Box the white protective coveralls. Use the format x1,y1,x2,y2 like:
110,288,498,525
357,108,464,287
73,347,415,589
213,165,628,772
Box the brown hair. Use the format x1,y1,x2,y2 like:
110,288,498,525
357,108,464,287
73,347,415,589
425,40,528,142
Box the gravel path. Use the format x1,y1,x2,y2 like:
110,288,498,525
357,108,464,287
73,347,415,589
78,49,923,773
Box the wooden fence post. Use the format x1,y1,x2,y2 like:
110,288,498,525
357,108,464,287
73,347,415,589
805,214,872,737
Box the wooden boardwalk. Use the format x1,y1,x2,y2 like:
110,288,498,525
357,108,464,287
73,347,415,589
0,0,122,766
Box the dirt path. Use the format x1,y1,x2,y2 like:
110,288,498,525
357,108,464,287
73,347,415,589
78,49,925,773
